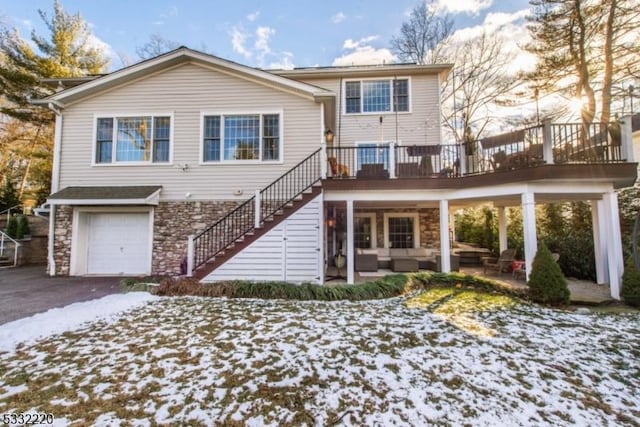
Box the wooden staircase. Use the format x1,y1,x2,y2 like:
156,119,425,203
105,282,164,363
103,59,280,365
189,148,324,279
192,186,321,279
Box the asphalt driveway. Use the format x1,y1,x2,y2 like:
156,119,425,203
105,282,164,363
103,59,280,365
0,265,123,325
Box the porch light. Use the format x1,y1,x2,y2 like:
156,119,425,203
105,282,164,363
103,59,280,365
324,128,334,144
327,217,336,228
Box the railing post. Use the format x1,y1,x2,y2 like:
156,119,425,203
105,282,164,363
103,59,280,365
254,189,261,228
458,143,467,176
0,232,4,257
186,235,194,277
620,115,634,162
389,142,396,179
542,119,554,164
320,142,328,179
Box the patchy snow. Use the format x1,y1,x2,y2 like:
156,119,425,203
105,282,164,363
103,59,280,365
0,292,158,352
0,292,638,426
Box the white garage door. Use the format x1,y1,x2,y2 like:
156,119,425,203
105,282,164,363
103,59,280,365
86,212,151,275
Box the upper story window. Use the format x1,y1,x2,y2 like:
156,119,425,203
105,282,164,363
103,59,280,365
344,78,410,114
95,115,171,164
202,113,281,163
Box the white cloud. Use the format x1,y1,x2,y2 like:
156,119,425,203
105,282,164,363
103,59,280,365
331,12,346,24
333,36,396,66
230,26,252,59
247,11,260,22
269,52,295,70
434,0,493,15
153,20,164,26
255,26,275,66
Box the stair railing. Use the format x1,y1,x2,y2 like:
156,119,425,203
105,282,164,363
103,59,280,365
188,148,322,274
0,230,20,268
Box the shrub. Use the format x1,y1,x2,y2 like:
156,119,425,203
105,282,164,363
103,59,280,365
528,242,570,305
621,256,640,307
5,215,18,238
15,215,30,239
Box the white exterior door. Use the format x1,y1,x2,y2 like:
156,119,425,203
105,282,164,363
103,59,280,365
86,212,151,275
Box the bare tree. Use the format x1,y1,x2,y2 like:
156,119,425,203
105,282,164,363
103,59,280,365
390,1,453,64
135,33,180,60
441,31,519,143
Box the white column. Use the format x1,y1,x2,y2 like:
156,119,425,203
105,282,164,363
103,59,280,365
346,200,355,284
497,206,508,253
603,192,624,299
254,190,261,229
620,114,634,162
521,192,537,281
542,119,554,164
458,144,467,176
389,141,396,179
591,199,609,284
439,199,451,272
318,193,325,284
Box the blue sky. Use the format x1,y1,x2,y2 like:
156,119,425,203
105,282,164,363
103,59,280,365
1,0,533,70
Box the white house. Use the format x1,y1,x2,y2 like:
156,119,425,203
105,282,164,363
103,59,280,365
34,47,637,299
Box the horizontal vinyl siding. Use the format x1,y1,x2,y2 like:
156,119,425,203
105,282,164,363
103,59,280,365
203,195,321,284
300,75,442,146
59,63,322,200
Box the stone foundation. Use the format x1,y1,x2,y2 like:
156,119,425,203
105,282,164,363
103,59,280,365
52,205,73,275
152,200,241,275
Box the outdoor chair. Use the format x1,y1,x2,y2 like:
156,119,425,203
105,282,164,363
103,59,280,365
483,248,517,275
513,252,560,280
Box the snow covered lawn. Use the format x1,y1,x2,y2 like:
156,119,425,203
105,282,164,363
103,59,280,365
0,289,639,426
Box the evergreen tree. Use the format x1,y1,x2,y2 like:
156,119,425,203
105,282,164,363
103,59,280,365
528,242,570,305
621,256,640,307
0,178,21,212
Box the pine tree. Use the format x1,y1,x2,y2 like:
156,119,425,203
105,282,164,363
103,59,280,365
621,256,640,307
528,242,570,305
0,178,21,212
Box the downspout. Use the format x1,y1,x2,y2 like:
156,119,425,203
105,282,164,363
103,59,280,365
47,102,63,276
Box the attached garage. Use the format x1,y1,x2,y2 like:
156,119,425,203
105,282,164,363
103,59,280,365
48,186,161,276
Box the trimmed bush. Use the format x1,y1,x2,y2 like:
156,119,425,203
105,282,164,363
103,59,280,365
528,242,570,305
5,215,18,238
15,215,30,239
621,256,640,307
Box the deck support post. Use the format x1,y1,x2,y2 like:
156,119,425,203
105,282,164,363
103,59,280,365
346,200,355,284
254,190,261,229
320,142,328,179
592,199,608,284
521,192,537,281
439,199,451,272
603,191,623,299
497,206,508,253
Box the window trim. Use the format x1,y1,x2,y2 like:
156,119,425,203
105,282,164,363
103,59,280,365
342,77,411,115
199,110,284,165
383,212,420,249
354,212,377,249
91,113,174,166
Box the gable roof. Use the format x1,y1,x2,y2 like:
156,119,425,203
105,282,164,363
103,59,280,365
33,47,335,107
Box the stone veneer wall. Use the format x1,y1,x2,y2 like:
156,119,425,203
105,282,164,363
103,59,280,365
52,201,242,276
53,205,73,275
153,200,241,275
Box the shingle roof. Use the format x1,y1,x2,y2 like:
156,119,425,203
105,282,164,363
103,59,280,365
49,186,162,200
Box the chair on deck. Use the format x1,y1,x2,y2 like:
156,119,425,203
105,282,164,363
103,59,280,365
483,248,517,275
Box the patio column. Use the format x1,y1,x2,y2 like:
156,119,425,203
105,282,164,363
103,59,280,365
497,206,508,253
542,119,554,164
591,199,609,284
521,192,537,281
620,114,635,162
440,199,451,272
603,192,624,299
346,199,355,284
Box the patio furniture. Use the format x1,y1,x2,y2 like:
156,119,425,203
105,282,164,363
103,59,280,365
355,253,378,272
483,248,517,275
513,253,559,280
456,249,491,266
391,258,419,272
425,254,460,272
397,162,420,178
356,163,389,179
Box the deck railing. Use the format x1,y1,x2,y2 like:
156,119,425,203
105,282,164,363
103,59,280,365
325,120,628,180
